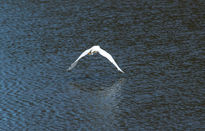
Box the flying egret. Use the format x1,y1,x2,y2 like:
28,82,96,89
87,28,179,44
67,45,124,73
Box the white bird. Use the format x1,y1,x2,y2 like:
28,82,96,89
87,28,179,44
67,45,124,73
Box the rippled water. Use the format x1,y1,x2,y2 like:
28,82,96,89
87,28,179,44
1,0,205,130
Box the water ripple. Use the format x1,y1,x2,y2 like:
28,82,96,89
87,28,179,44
1,0,204,130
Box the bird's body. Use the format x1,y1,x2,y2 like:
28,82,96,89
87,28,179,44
67,45,124,73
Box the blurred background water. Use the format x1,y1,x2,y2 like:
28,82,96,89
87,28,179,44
0,0,205,130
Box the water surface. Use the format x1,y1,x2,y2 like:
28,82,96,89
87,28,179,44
0,0,205,130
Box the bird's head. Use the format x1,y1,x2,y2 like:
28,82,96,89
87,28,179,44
88,45,100,55
88,51,92,55
88,50,98,55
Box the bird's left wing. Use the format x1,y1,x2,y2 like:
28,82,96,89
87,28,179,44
67,48,91,71
98,48,124,73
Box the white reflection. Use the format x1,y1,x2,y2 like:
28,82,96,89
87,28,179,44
68,78,126,130
92,78,126,129
98,78,126,102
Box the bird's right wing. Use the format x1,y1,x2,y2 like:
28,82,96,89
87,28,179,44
67,48,91,71
98,48,124,73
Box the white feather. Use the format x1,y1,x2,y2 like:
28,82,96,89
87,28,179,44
67,45,124,73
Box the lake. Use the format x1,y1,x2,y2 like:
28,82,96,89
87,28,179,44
0,0,204,130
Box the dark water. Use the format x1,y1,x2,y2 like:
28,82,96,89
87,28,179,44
1,0,205,130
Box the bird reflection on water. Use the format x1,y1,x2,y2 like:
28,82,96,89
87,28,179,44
68,78,126,129
88,78,127,129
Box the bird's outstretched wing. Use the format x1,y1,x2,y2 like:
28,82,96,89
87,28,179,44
67,48,91,71
98,48,124,73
